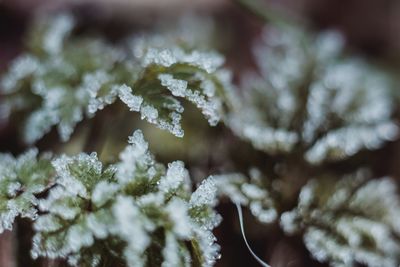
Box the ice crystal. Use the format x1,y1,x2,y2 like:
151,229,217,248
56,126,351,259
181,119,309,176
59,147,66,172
214,169,277,223
280,170,400,266
0,149,54,233
166,198,192,238
162,232,183,267
42,13,74,55
190,176,217,207
159,74,188,97
31,130,221,266
117,84,143,112
140,47,224,74
228,26,398,164
1,12,233,143
127,41,229,134
159,161,189,193
112,195,151,267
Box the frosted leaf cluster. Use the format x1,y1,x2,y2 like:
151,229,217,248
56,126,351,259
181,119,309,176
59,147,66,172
228,26,398,164
32,130,221,267
0,149,53,233
214,169,277,224
0,14,122,143
280,171,400,267
126,36,230,134
1,13,232,143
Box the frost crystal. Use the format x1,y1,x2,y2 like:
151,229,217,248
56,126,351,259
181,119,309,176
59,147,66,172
1,55,38,93
0,149,54,233
117,84,143,112
159,74,188,97
84,71,114,114
280,171,400,266
43,13,74,55
159,161,189,193
140,47,224,73
112,195,150,254
214,170,277,223
228,26,398,164
166,198,192,238
31,130,221,266
190,176,217,207
162,233,182,267
116,130,154,185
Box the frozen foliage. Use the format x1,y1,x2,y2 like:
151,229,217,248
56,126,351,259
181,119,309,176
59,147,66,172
0,14,122,143
190,176,217,207
228,26,398,164
1,12,233,143
214,169,277,224
280,171,400,267
32,130,221,267
125,35,231,136
3,9,400,267
0,149,54,233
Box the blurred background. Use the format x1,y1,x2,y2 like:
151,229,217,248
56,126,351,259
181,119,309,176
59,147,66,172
1,0,400,266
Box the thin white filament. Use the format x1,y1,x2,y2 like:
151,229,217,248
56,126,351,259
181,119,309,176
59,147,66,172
235,202,271,267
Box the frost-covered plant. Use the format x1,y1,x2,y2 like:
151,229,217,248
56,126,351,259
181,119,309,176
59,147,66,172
32,130,221,267
0,13,233,144
0,11,270,267
228,26,398,164
214,169,277,224
280,170,400,266
0,149,54,233
0,131,221,267
2,4,400,267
